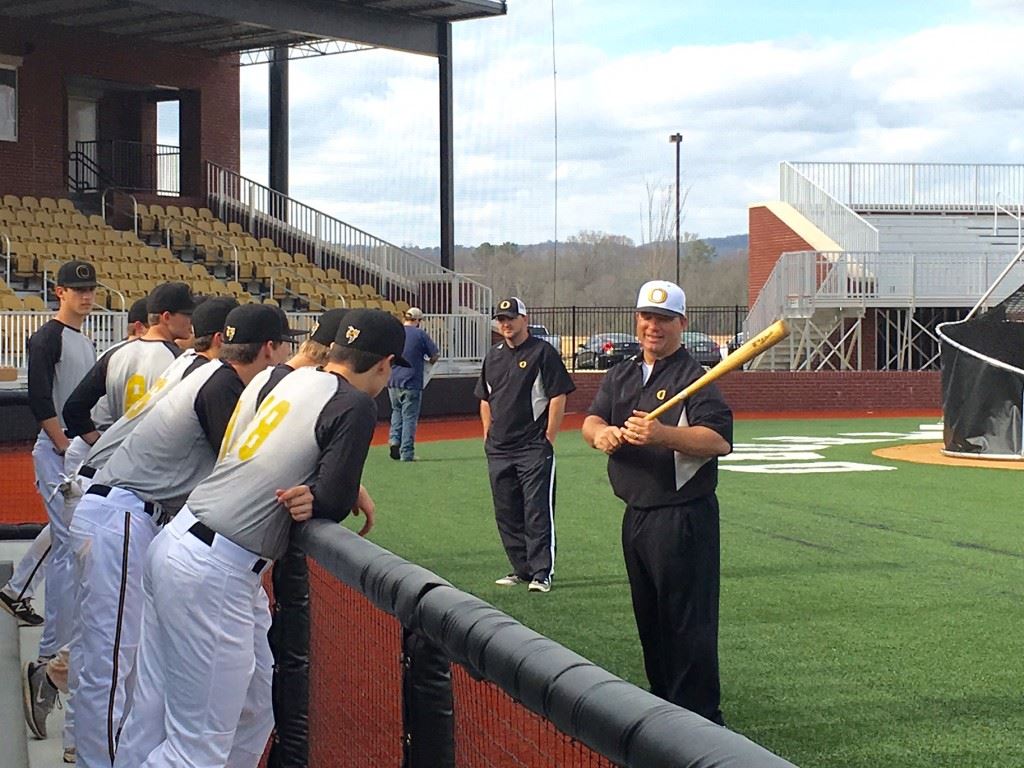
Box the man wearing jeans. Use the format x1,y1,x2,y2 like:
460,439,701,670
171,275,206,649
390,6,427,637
387,307,439,462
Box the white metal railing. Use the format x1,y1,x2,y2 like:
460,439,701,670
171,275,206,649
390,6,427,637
2,233,9,285
745,250,1024,338
101,188,140,237
205,162,492,319
780,162,879,252
993,193,1023,251
1,310,489,373
790,162,1024,213
0,311,128,369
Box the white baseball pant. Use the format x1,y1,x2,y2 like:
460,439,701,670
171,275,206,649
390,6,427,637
70,485,161,768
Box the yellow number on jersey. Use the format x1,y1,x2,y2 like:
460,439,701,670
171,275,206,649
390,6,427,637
218,400,244,461
236,395,291,462
122,376,169,421
124,374,147,410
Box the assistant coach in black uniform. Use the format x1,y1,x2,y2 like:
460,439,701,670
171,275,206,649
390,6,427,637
475,297,575,594
582,280,732,725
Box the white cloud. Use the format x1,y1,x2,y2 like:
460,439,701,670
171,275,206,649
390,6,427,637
239,2,1024,248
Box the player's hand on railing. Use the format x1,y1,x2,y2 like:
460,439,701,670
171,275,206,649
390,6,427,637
352,484,375,537
276,485,314,521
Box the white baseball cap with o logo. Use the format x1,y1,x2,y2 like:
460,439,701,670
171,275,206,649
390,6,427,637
636,280,686,317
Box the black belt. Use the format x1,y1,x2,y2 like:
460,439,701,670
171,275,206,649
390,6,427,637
188,521,269,575
78,465,96,479
85,484,159,518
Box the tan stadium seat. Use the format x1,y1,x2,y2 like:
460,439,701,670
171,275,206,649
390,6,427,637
0,208,14,223
16,210,34,225
0,295,24,310
52,213,72,228
84,244,104,261
9,225,31,242
22,295,47,311
198,207,214,220
88,214,106,229
165,205,182,219
2,194,21,209
33,211,53,225
21,196,40,210
39,197,59,212
57,199,76,213
227,222,244,235
182,206,198,219
70,213,89,228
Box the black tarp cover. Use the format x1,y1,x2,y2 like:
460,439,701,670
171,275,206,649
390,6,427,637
939,291,1024,458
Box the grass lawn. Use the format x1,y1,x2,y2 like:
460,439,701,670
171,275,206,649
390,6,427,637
345,417,1024,768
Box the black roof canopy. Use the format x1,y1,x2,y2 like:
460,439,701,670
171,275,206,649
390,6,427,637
0,0,506,56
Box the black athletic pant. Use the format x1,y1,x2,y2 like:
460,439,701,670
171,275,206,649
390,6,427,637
621,495,723,725
487,441,556,581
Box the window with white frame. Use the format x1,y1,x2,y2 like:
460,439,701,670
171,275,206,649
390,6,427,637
0,65,16,142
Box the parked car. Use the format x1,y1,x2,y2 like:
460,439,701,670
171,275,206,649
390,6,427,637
727,331,747,353
528,324,562,352
574,333,640,370
681,331,722,368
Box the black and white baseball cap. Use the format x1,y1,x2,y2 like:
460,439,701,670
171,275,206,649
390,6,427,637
57,260,98,289
310,308,350,345
493,297,527,319
191,297,240,337
636,280,686,317
223,304,299,344
335,309,411,367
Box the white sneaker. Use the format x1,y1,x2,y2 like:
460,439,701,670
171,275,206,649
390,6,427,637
494,573,525,586
528,578,551,593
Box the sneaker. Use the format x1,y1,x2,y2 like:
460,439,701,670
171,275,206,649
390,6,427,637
63,747,77,764
389,444,400,460
528,578,552,593
0,591,44,627
22,660,58,739
494,573,526,586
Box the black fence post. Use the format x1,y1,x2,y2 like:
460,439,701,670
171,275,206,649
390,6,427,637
401,628,455,768
570,305,577,371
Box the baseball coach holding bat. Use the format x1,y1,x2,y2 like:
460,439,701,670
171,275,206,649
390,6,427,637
582,279,733,726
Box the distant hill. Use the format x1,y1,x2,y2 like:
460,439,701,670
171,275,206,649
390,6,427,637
406,234,749,264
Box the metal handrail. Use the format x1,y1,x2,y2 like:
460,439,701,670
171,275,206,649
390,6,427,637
75,140,181,196
791,161,1024,213
205,162,492,316
780,162,880,252
161,214,239,283
1,233,9,285
99,279,126,312
101,188,140,238
993,193,1023,251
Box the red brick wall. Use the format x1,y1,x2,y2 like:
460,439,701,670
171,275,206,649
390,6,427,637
567,370,941,415
748,205,813,308
0,17,238,198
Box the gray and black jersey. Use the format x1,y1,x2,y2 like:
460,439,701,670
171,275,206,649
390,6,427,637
84,350,205,471
89,338,132,432
219,363,293,450
188,366,377,560
63,338,181,437
95,359,244,516
474,334,576,452
27,319,96,430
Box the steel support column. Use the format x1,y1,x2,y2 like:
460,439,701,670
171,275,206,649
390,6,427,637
439,22,455,274
269,44,289,221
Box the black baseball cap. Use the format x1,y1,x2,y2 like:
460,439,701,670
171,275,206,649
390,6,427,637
335,309,411,367
127,297,149,325
310,308,350,345
223,303,300,344
148,282,195,315
57,260,98,289
191,297,240,337
271,305,308,342
493,297,527,319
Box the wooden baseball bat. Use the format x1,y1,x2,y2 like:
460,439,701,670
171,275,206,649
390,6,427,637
644,319,790,421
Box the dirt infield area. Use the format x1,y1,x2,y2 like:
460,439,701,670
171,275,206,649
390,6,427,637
873,441,1024,470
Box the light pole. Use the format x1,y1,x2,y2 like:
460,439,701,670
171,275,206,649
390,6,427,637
669,132,682,285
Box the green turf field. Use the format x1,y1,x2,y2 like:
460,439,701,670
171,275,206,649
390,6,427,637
350,417,1024,768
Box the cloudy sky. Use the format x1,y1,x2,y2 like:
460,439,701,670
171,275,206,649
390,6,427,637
231,0,1024,249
